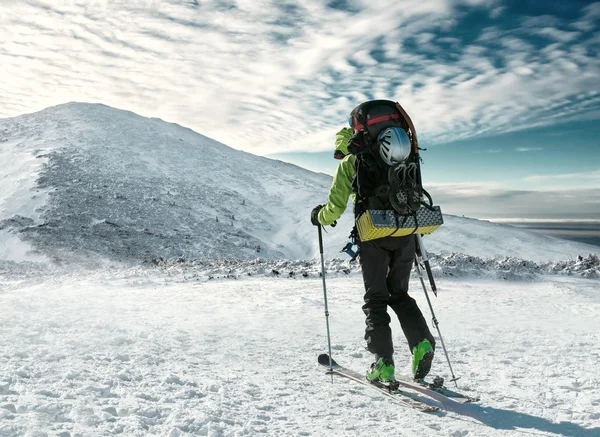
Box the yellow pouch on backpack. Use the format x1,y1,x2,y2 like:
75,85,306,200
356,207,444,242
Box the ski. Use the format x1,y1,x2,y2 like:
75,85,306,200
395,376,480,404
318,354,440,413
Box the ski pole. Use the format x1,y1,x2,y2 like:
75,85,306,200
414,251,460,388
318,225,334,382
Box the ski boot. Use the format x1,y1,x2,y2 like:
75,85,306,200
366,356,395,383
412,339,434,380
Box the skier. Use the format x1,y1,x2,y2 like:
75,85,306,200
311,119,436,384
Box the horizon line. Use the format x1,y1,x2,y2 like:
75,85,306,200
483,218,600,224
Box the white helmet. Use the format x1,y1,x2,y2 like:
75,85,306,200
377,127,411,166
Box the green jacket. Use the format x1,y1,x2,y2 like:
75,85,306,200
318,128,356,226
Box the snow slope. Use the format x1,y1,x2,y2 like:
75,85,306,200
0,103,352,264
424,215,600,262
0,103,597,268
1,270,599,436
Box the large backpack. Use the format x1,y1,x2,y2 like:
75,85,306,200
347,100,442,241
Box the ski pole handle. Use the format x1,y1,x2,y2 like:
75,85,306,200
318,225,324,255
416,234,437,296
425,261,436,295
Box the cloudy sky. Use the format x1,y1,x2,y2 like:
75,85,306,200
1,0,599,220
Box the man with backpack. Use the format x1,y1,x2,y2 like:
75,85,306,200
311,100,436,384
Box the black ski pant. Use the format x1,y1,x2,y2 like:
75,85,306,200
359,235,435,360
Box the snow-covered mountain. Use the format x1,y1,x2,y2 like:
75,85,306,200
0,103,597,267
0,103,353,265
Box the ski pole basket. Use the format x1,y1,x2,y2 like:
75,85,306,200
356,207,444,242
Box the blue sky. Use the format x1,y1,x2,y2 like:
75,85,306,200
0,0,599,220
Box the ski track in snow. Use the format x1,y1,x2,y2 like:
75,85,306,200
1,272,599,437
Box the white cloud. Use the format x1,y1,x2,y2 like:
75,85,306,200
427,182,600,220
535,27,581,43
514,66,534,75
523,169,600,183
515,147,543,152
489,6,505,19
0,0,598,156
522,15,562,28
487,217,600,223
570,2,600,31
459,0,501,6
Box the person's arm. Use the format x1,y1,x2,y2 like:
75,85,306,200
334,127,353,158
318,155,355,225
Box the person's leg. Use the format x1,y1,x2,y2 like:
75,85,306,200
359,239,394,359
386,236,436,351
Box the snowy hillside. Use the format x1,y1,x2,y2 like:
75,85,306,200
0,103,353,264
424,215,599,263
1,103,597,269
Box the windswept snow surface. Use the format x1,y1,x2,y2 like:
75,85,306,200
1,270,599,437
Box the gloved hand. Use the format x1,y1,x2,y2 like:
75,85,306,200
311,205,323,226
347,130,366,155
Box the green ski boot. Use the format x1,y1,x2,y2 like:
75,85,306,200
412,339,434,380
366,357,395,383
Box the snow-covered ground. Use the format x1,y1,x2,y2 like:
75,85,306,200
1,103,599,436
1,270,599,437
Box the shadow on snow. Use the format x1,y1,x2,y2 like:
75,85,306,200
445,401,599,436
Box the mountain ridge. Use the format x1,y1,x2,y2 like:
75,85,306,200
1,102,346,264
